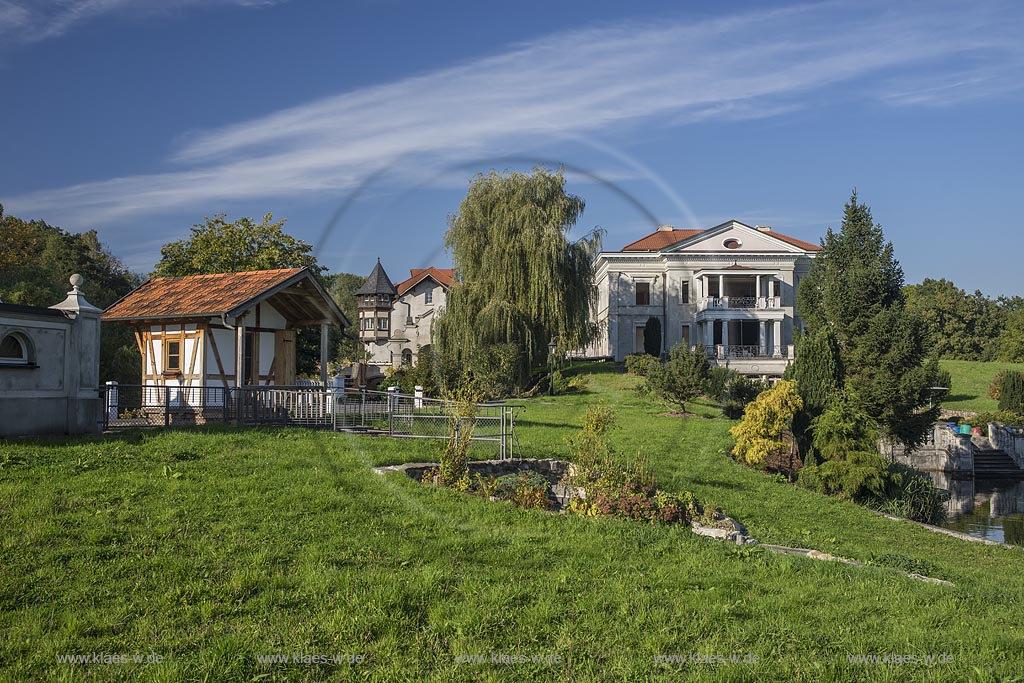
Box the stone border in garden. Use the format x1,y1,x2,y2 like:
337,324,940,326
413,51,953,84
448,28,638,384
375,458,957,586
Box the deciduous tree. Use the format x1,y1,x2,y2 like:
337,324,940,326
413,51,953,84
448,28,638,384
152,213,319,277
647,343,710,414
434,169,601,391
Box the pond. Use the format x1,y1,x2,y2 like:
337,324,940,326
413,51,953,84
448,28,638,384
926,471,1024,545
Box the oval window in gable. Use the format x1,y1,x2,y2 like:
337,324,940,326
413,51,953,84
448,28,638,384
723,238,742,249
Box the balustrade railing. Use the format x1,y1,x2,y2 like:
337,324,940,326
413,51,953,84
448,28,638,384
698,296,780,310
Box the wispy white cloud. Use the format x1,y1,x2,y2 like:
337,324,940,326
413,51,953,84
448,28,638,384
0,0,281,43
5,0,1023,226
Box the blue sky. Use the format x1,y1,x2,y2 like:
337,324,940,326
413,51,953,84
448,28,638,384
2,0,1023,296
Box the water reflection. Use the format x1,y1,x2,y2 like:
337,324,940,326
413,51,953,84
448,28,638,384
925,471,1024,545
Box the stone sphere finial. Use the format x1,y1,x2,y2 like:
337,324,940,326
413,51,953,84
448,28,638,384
70,274,84,290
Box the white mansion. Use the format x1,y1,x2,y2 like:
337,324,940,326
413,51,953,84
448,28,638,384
584,220,820,377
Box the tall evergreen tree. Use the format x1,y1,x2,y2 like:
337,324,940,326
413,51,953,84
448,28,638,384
434,169,601,390
785,327,844,463
643,317,662,357
798,190,904,360
797,190,938,447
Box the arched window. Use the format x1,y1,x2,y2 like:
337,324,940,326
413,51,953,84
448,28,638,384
401,348,413,366
0,332,32,366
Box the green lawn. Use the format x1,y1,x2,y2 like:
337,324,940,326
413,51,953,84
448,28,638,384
2,364,1024,681
940,359,1024,412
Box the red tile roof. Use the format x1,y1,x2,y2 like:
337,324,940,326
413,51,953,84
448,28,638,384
621,230,703,251
621,227,820,252
103,268,307,320
396,267,454,296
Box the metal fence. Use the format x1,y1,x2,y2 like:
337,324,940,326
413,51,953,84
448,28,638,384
99,384,519,458
101,383,228,429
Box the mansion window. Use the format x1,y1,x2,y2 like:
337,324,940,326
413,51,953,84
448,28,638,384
635,282,650,306
681,280,689,304
377,317,389,331
425,288,433,305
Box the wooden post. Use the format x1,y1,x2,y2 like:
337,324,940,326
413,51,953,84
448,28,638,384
235,321,246,387
320,321,329,386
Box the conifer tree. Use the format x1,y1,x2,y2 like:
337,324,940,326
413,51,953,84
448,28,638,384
796,190,939,448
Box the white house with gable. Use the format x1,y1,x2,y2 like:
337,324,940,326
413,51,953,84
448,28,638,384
583,220,820,377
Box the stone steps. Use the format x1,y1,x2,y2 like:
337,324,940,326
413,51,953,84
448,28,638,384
973,449,1022,477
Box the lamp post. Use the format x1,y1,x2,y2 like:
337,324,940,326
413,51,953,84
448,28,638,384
548,339,558,396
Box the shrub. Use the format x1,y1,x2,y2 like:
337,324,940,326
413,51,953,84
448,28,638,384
624,353,659,377
998,371,1024,414
872,464,947,525
989,371,1007,400
705,366,735,403
972,411,1024,433
567,374,590,392
564,407,694,525
511,472,551,510
721,375,768,419
549,370,569,395
730,380,803,467
643,317,662,357
646,343,710,413
437,385,481,489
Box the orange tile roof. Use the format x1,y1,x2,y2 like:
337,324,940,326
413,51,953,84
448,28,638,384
621,227,820,252
103,268,306,320
762,232,821,251
396,267,454,296
621,229,703,251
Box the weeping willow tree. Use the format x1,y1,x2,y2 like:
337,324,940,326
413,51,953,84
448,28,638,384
434,169,602,392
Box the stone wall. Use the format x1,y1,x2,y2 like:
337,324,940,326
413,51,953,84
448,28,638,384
375,458,572,483
0,276,102,437
881,422,974,474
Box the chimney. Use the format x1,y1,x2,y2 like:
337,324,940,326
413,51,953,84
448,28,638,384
656,224,674,232
754,225,772,232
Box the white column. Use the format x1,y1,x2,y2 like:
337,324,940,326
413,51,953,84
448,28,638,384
704,320,713,347
755,275,761,299
773,320,782,357
718,274,725,299
721,319,730,353
758,321,766,356
768,278,775,301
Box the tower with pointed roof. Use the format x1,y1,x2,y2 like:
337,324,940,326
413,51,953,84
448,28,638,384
356,259,397,348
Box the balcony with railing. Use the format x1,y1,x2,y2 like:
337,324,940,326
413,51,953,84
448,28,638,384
698,296,780,311
699,344,794,360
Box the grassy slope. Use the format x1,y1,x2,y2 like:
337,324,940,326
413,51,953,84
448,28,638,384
0,364,1022,682
940,359,1024,412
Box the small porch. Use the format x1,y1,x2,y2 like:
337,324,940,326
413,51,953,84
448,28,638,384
696,318,789,359
695,268,782,310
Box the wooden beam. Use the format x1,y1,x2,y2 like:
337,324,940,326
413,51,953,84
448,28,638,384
145,330,160,386
186,326,201,388
207,325,229,390
320,321,329,385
